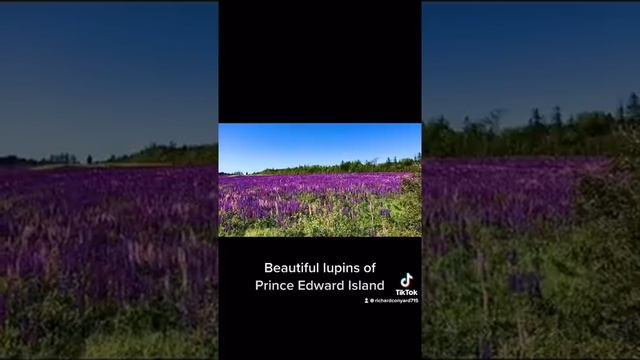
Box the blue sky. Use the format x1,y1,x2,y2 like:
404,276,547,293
5,2,637,161
422,2,640,129
219,124,421,174
0,3,218,161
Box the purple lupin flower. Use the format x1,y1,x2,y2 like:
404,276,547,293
480,340,494,359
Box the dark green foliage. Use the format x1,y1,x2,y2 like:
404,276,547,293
627,92,640,121
389,174,422,233
107,143,218,165
1,281,85,357
1,243,218,358
0,155,38,167
423,104,635,157
83,330,217,358
0,281,217,358
0,153,80,167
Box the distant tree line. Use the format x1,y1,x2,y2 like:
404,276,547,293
256,155,421,175
106,142,218,165
47,153,79,164
0,152,79,167
1,144,218,168
0,155,39,167
423,92,640,157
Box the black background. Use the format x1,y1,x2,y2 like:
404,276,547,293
219,1,421,123
219,237,422,360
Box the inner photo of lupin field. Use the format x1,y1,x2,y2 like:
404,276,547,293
422,2,640,358
218,124,422,237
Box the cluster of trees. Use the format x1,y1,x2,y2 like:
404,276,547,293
0,155,39,167
423,92,640,157
0,153,80,167
47,153,79,164
106,142,218,165
257,155,421,175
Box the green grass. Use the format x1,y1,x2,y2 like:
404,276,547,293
0,288,218,358
83,331,217,358
422,221,640,358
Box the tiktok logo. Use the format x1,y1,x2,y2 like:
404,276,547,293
400,272,413,288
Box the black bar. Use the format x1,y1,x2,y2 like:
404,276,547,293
219,237,422,359
219,1,421,123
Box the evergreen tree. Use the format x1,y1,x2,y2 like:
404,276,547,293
627,92,640,121
463,115,471,129
530,108,544,126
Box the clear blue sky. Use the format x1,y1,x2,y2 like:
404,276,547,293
219,124,421,174
423,2,640,129
0,3,218,161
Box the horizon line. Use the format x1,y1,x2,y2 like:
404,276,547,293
220,154,421,174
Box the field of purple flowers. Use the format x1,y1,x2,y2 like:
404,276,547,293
219,173,421,237
0,166,218,357
421,157,640,358
422,157,609,252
